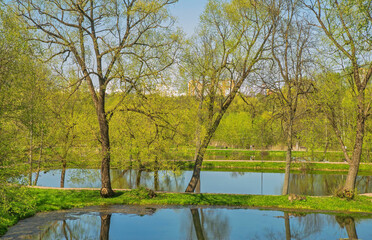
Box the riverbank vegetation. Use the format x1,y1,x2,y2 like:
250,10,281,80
2,187,372,236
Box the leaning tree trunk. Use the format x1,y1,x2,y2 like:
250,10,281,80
186,116,223,192
185,88,243,192
97,98,114,198
185,140,209,192
344,96,366,193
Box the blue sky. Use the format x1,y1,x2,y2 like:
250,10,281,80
170,0,209,36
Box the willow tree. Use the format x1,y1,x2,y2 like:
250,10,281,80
181,0,274,192
305,0,372,196
15,0,179,197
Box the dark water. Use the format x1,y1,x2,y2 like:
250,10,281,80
31,169,372,196
2,205,372,240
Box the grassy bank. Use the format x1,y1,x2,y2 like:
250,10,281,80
166,148,348,162
2,187,372,237
178,161,372,173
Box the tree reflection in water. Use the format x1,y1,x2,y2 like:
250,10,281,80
288,172,372,196
261,212,362,240
100,214,111,240
284,213,291,240
3,206,371,239
33,168,372,195
191,209,205,240
336,216,358,240
186,208,230,240
35,215,100,239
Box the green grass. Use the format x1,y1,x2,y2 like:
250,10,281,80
167,149,347,161
2,187,372,237
177,161,372,173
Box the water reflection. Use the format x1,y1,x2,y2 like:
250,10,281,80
336,216,358,240
100,214,111,240
187,208,230,240
190,209,205,240
3,206,372,240
31,169,372,196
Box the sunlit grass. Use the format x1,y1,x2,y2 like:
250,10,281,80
2,187,372,237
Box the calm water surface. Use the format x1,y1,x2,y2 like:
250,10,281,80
2,205,371,240
31,169,372,196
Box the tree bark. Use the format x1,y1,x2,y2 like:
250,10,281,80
185,134,211,192
29,128,33,186
344,94,366,192
97,97,114,197
136,169,143,188
185,96,232,192
154,170,159,191
282,117,293,195
282,147,292,195
60,160,67,188
33,131,43,186
195,178,201,193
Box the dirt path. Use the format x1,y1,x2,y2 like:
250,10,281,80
27,185,131,191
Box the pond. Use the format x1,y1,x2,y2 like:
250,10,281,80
2,205,371,240
30,169,372,196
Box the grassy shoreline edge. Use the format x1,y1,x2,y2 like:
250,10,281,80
2,188,372,237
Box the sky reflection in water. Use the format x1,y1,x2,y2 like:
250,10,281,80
2,206,372,240
32,169,372,196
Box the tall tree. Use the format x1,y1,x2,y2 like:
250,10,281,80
261,0,314,195
181,0,274,192
15,0,179,197
305,0,372,196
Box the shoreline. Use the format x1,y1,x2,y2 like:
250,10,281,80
2,187,372,237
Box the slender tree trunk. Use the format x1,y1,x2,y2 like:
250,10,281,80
323,124,329,161
190,209,205,240
34,131,43,186
344,94,366,192
97,98,114,197
100,214,111,240
28,128,33,186
282,120,293,195
60,160,67,188
194,95,204,160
